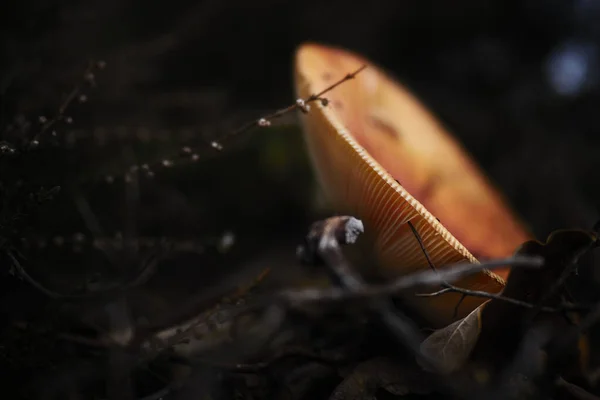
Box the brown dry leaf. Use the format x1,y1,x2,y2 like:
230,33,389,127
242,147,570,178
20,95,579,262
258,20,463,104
468,230,598,378
419,301,488,374
294,43,532,327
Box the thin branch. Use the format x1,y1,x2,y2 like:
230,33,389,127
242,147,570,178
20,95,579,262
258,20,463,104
100,64,368,183
6,246,159,300
280,255,542,305
27,60,104,148
7,250,68,299
406,220,468,317
20,234,213,253
406,221,585,313
407,221,437,273
225,64,367,141
415,284,589,312
170,346,345,373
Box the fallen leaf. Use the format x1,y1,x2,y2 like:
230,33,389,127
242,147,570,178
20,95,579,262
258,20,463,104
469,229,598,376
419,301,488,374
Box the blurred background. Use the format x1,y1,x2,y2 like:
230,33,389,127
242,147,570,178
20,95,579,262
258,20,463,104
1,0,600,398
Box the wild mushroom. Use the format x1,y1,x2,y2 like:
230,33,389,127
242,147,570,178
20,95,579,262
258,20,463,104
293,43,532,327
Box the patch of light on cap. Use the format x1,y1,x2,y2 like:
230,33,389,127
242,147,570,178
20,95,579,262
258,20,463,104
362,68,380,94
546,40,597,96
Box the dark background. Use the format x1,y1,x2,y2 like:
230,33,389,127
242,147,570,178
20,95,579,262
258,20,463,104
3,0,600,235
1,0,600,398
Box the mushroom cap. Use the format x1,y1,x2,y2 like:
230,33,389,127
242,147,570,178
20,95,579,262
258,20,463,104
294,43,532,326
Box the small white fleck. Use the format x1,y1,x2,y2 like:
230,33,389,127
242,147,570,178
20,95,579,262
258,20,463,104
345,217,364,244
219,231,236,252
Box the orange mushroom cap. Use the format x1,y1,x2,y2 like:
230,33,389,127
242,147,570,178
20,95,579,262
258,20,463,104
294,43,533,327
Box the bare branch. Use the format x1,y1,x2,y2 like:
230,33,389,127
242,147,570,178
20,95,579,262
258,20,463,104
99,64,368,183
225,64,367,141
280,255,542,305
25,60,105,149
415,285,589,312
407,221,586,314
7,247,159,300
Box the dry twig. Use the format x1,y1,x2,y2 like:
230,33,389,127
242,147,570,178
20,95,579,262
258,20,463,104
407,221,590,314
101,64,367,183
279,255,542,306
22,59,105,149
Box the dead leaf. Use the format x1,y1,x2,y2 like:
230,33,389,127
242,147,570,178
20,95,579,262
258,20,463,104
469,229,598,377
419,301,488,374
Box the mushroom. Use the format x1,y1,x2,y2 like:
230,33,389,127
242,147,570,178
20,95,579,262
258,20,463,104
293,43,532,327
